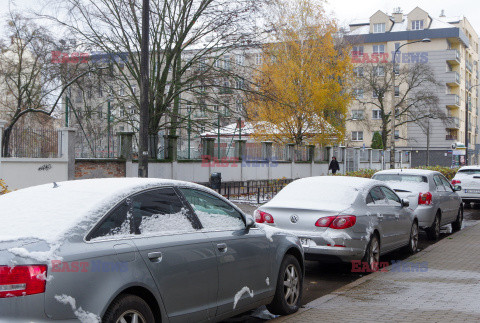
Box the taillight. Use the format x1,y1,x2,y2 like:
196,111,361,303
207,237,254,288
418,192,433,205
316,215,356,229
452,179,461,185
254,210,275,223
0,265,47,298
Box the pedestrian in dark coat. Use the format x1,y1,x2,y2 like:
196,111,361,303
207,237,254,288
329,156,340,174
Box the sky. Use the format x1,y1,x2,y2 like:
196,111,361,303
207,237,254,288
1,0,480,38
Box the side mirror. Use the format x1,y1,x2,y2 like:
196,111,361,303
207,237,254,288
401,198,410,208
454,185,462,192
245,217,255,230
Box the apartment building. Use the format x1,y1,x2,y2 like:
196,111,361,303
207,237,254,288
346,7,479,166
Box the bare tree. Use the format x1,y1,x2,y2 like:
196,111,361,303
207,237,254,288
42,0,265,153
352,61,443,150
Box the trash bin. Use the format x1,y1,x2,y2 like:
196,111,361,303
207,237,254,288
210,172,222,190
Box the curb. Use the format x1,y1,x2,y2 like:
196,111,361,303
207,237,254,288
272,221,479,321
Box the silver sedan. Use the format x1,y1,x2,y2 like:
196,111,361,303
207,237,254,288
373,169,463,240
254,176,418,270
0,178,304,322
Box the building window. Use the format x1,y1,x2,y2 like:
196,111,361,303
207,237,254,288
394,64,400,75
394,130,400,139
354,67,364,77
352,110,364,120
352,131,364,141
373,23,385,33
372,109,382,119
373,44,385,54
354,88,364,98
235,100,244,112
394,42,400,51
352,46,364,56
214,58,222,68
412,20,424,30
373,66,385,76
255,53,262,65
235,78,244,89
223,55,231,70
395,86,400,97
235,54,245,66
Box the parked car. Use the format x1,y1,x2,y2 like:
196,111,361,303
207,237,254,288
0,178,304,322
254,176,418,270
372,169,463,240
451,165,480,204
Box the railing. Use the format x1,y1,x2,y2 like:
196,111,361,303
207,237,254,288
6,128,59,158
446,134,458,140
446,117,460,129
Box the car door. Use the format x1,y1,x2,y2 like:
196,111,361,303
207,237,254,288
440,175,459,223
380,186,411,246
178,188,272,317
130,188,219,323
366,186,396,251
433,174,451,225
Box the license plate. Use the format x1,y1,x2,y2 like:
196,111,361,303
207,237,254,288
465,189,480,193
300,238,311,247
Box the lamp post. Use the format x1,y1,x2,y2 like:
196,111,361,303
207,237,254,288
465,83,480,165
390,38,431,169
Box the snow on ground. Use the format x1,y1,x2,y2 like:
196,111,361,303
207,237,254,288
54,294,101,323
233,286,254,309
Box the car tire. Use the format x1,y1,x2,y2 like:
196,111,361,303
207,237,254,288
452,207,463,232
362,234,380,272
267,254,302,316
426,212,441,241
404,221,419,254
103,294,155,323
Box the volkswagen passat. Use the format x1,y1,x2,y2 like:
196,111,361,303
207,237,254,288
373,169,463,240
254,176,418,270
0,178,304,322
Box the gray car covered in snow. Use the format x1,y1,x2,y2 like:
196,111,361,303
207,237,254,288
254,176,418,269
0,178,304,322
373,169,463,240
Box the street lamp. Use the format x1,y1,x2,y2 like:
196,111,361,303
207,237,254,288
390,38,431,169
465,83,480,165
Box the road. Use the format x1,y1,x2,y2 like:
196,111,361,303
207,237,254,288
224,203,480,322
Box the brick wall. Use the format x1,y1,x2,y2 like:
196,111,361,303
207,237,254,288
75,159,126,179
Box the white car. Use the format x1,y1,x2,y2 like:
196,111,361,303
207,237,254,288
452,165,480,204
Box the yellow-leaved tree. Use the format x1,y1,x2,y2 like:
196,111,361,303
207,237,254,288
248,0,352,145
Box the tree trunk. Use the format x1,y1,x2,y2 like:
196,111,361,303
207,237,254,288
2,127,12,158
426,127,430,166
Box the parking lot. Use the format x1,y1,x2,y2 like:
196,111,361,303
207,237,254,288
228,203,480,322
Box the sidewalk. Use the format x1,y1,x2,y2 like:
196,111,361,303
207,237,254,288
275,223,480,322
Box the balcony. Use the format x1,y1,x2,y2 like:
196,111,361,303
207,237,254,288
446,71,460,86
446,116,460,129
446,134,458,140
446,49,460,65
446,94,461,108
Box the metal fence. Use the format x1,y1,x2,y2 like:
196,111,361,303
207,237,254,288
74,132,118,158
6,128,59,158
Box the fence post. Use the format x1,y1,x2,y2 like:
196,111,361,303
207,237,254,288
367,148,373,169
234,139,247,161
202,137,215,159
0,120,6,159
58,128,76,180
341,146,346,175
118,132,134,161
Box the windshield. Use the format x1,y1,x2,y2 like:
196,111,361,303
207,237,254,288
373,174,428,183
458,169,480,175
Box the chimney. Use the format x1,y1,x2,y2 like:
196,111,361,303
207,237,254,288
392,7,403,23
440,9,446,18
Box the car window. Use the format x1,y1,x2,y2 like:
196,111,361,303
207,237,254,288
179,188,245,230
380,186,402,206
458,168,480,175
88,188,196,240
368,187,386,204
440,176,454,192
433,175,446,192
373,174,427,183
366,193,374,205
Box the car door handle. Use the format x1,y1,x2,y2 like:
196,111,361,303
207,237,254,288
217,243,228,252
147,252,163,262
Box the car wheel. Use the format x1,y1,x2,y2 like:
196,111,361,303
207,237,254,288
404,221,419,254
266,254,302,316
362,234,380,272
452,207,463,232
103,294,155,323
426,212,441,241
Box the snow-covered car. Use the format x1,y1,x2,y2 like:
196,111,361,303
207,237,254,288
373,169,463,240
451,165,480,204
254,176,418,270
0,178,304,322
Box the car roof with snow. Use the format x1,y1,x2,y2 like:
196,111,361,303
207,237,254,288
0,178,209,244
458,165,480,170
374,169,437,176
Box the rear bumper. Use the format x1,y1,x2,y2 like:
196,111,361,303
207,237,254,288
297,230,366,263
414,206,436,228
457,190,480,203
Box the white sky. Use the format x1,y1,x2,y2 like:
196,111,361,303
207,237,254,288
1,0,479,39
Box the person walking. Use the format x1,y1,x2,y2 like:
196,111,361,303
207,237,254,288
329,156,340,175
